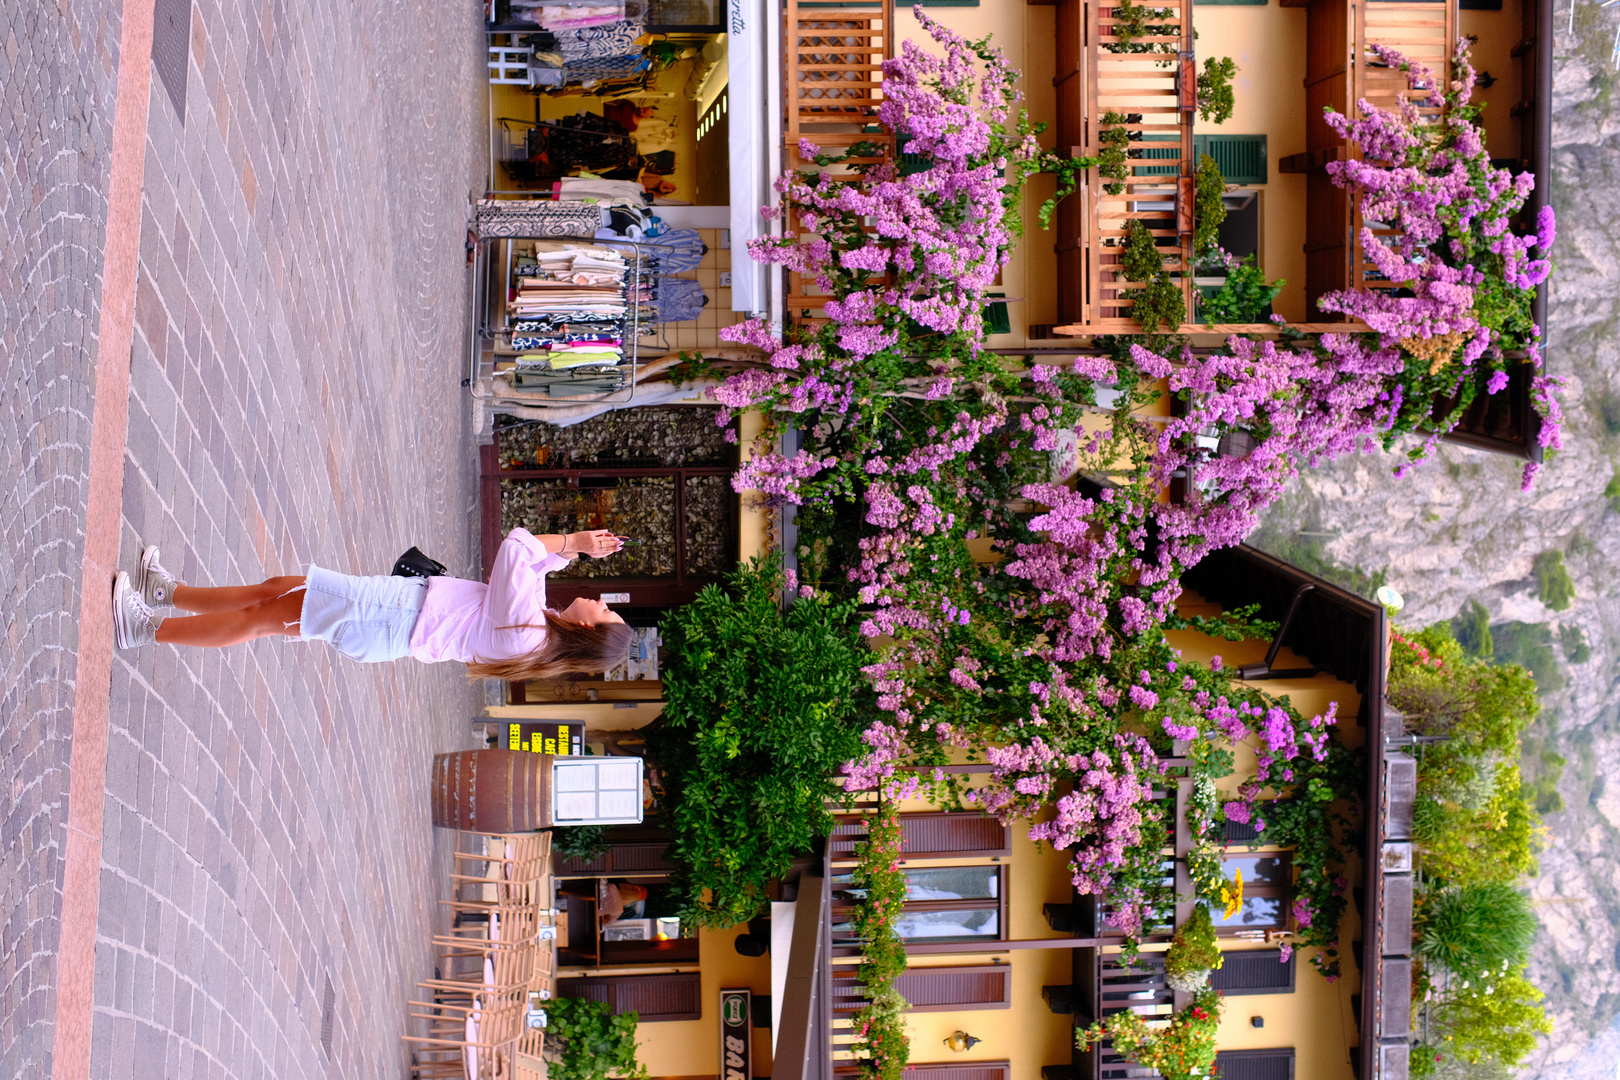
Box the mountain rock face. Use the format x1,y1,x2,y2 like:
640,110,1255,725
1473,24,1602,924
1249,16,1620,1077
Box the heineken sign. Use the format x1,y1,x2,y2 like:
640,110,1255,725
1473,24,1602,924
720,989,752,1080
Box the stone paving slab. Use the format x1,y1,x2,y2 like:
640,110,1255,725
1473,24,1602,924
0,1,128,1076
2,0,490,1075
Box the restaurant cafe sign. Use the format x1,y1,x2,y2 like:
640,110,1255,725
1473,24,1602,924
721,989,751,1080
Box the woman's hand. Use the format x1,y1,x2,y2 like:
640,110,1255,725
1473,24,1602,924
564,530,623,558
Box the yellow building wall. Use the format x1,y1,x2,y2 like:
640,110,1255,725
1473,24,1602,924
555,921,773,1077
1189,4,1312,323
1164,588,1367,1079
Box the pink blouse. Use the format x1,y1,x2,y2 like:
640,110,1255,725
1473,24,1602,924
408,528,571,664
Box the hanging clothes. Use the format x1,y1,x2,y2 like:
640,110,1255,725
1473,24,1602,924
647,229,706,272
651,276,708,324
475,199,606,239
553,19,644,62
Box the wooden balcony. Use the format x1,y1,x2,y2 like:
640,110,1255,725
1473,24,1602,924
780,0,896,326
1287,0,1457,316
1053,0,1198,332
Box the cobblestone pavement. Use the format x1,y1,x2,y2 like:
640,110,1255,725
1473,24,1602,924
2,0,490,1076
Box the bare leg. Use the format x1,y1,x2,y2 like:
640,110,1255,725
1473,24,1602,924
155,587,307,648
171,576,306,613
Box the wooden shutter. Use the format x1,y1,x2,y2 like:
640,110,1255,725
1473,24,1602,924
841,1065,1009,1080
831,812,1009,859
1208,949,1295,994
896,966,1010,1012
902,1064,1011,1080
1194,134,1268,185
556,841,676,876
558,972,702,1022
834,967,1010,1013
1214,1049,1295,1080
1223,818,1261,844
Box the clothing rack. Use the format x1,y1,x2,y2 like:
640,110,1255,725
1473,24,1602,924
467,201,683,428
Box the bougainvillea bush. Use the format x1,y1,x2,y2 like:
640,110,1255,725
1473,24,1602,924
1319,40,1559,486
689,10,1556,972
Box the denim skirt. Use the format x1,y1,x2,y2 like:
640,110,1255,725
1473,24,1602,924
300,566,428,663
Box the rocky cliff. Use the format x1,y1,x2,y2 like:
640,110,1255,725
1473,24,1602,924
1249,11,1620,1075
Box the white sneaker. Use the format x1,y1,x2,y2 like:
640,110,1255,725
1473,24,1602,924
112,572,159,650
136,545,179,607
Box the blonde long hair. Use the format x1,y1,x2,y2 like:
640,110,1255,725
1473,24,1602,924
465,609,633,681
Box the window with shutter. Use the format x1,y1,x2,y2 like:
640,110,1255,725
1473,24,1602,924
1194,134,1268,185
1213,1049,1295,1080
1208,949,1295,995
558,972,702,1022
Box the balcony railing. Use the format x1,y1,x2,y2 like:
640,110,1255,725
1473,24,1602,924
1295,0,1457,313
1053,0,1197,332
781,0,897,327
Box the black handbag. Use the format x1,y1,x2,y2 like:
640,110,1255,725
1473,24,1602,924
392,546,448,579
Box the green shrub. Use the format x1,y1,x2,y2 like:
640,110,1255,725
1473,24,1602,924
1192,155,1227,256
1449,599,1493,659
1164,906,1223,991
1531,549,1575,611
552,825,610,863
1121,219,1184,335
1413,760,1542,885
1416,881,1538,981
1196,57,1238,125
547,997,648,1080
1489,621,1564,693
1099,112,1132,196
651,557,872,927
1410,965,1552,1079
1388,624,1538,754
1199,255,1283,325
1558,622,1591,663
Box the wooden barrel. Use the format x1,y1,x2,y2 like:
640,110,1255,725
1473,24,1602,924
431,750,553,831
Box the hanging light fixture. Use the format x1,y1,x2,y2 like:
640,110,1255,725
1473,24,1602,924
943,1031,982,1053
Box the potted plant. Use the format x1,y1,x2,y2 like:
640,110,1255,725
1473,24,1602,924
544,998,647,1080
1164,906,1224,992
1082,987,1224,1080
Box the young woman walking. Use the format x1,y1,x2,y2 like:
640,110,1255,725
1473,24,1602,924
110,528,632,678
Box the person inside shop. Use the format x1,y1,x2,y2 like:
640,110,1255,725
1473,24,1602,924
108,529,632,679
557,879,650,928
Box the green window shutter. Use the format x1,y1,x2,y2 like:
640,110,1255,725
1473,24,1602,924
1136,132,1182,178
895,135,932,177
1200,134,1268,185
984,293,1011,336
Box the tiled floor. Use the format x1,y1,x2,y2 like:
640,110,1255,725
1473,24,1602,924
662,228,749,353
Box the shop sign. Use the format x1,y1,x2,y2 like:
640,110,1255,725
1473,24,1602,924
720,988,751,1080
507,722,584,755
